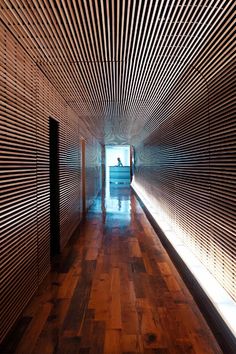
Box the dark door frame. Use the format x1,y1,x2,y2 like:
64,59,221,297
49,117,60,258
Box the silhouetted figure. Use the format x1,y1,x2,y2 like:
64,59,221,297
117,157,123,167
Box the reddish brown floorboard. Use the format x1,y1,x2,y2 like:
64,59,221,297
0,186,222,354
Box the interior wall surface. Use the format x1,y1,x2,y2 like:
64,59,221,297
0,23,101,342
133,18,235,301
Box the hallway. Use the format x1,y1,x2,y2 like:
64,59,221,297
1,186,222,354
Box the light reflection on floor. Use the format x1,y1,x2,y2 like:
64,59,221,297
88,183,131,228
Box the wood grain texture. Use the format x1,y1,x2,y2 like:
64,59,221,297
0,187,222,354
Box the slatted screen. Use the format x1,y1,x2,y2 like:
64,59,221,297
0,23,101,342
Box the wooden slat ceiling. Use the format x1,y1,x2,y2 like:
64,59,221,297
0,0,232,144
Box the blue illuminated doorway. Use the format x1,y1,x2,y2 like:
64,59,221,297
105,145,131,186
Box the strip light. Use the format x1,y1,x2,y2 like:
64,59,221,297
132,178,236,338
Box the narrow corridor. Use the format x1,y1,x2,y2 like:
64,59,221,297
1,186,222,354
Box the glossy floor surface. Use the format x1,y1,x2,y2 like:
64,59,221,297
1,186,222,354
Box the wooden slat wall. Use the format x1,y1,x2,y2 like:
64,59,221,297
134,19,236,301
0,24,38,342
0,23,101,342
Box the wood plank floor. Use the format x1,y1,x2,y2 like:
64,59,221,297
1,186,222,354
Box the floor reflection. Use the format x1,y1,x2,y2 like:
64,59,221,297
89,184,131,229
106,185,131,211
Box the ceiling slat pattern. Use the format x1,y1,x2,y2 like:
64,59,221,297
0,0,233,143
